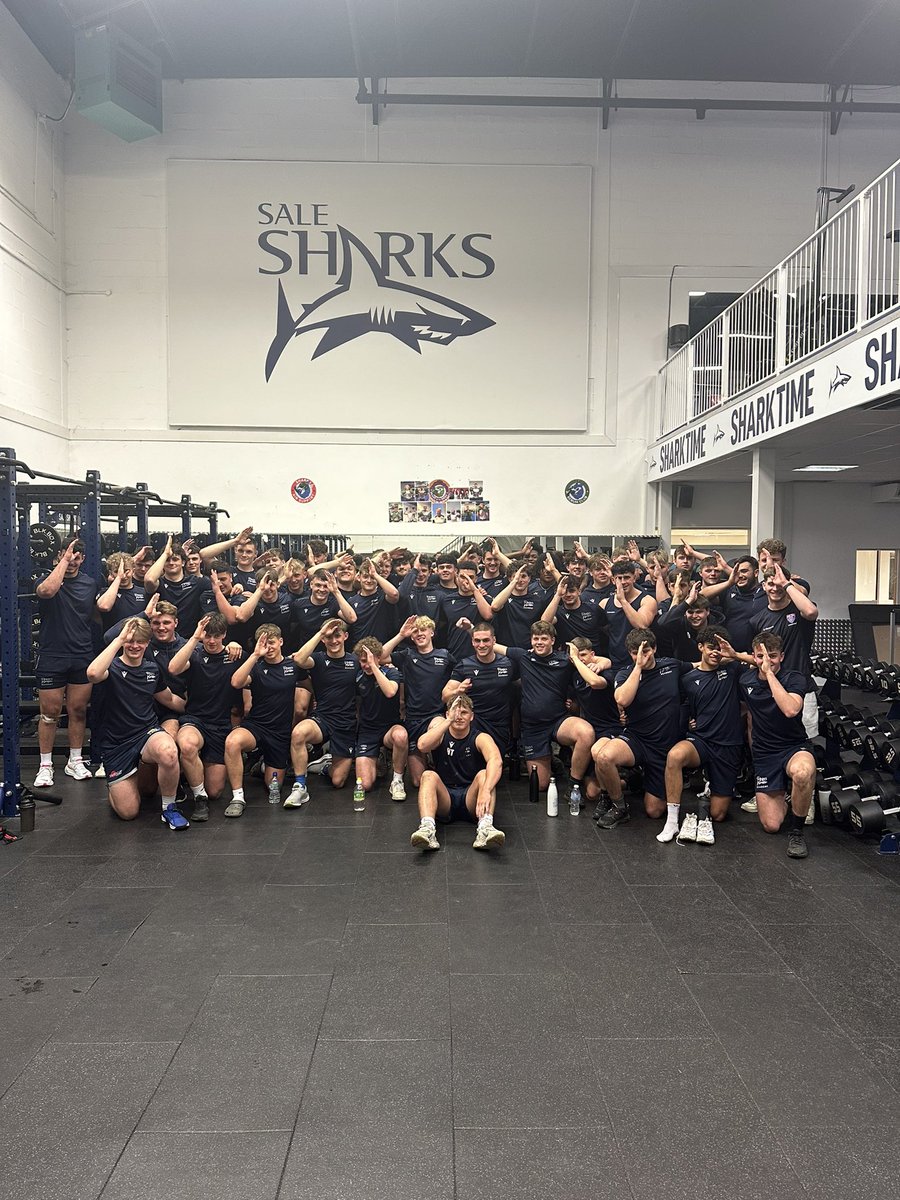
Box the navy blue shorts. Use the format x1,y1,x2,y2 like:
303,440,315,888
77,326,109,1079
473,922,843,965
616,733,668,801
520,716,568,761
475,723,509,758
310,715,355,760
436,783,476,824
590,722,623,743
36,655,90,690
685,736,742,798
355,726,395,758
241,720,290,771
406,714,442,755
753,743,813,794
178,717,228,766
105,727,163,784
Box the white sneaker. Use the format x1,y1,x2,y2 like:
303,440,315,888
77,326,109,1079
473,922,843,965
676,813,698,845
410,822,440,851
389,778,407,802
740,798,758,813
695,817,715,846
93,763,106,778
65,759,93,781
283,782,309,809
307,753,332,775
472,822,505,850
804,805,815,825
34,764,54,788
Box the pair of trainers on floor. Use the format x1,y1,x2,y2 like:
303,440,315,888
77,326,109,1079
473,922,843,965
411,816,505,852
34,758,93,787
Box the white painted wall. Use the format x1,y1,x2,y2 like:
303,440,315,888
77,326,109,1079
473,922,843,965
0,4,69,472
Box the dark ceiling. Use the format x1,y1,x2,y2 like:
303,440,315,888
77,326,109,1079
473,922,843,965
4,0,900,88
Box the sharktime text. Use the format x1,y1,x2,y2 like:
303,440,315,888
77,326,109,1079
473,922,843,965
257,203,495,279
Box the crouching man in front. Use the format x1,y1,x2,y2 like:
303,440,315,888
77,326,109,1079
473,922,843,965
86,617,186,829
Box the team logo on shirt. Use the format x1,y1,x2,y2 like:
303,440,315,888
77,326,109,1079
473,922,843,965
264,226,495,379
786,613,797,624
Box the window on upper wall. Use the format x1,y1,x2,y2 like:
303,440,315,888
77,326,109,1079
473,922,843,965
855,550,898,603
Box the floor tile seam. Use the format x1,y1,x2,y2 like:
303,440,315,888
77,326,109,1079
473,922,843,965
704,1036,824,1196
273,969,339,1200
125,1125,295,1135
0,973,104,1104
95,1038,182,1199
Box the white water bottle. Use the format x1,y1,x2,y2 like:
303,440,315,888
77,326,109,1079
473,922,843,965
546,777,558,817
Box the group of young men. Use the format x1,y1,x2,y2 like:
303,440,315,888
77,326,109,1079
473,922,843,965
31,529,820,857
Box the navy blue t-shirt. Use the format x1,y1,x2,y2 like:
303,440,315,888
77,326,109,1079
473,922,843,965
392,646,455,728
450,653,516,747
241,591,295,648
719,585,767,652
289,595,340,648
740,667,808,753
232,568,258,593
148,635,188,698
105,584,148,628
506,647,572,727
308,650,359,728
602,589,654,669
437,591,489,661
182,646,241,728
103,655,163,743
681,661,743,746
356,664,402,731
747,602,816,689
613,656,685,748
551,596,609,654
572,669,619,730
347,590,399,644
154,575,212,631
398,574,443,625
36,571,99,659
496,590,543,649
245,657,303,735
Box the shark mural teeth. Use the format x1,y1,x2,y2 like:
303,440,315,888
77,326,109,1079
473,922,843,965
264,225,495,380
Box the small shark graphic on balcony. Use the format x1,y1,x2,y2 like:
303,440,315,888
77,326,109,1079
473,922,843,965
829,366,851,395
265,225,495,380
713,425,725,444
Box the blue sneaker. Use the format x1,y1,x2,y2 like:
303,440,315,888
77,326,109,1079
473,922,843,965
161,803,190,831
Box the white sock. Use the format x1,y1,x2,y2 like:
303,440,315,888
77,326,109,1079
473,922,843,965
478,813,493,827
232,788,244,804
161,795,177,809
420,816,435,829
68,748,83,763
40,753,52,767
657,804,680,843
393,771,403,783
191,784,207,798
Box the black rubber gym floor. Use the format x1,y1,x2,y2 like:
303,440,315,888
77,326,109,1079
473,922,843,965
0,770,898,1200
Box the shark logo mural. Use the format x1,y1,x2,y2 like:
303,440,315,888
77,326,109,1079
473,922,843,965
265,225,495,380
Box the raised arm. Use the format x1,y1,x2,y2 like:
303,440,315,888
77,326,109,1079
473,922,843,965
95,557,126,613
35,541,80,600
143,535,173,588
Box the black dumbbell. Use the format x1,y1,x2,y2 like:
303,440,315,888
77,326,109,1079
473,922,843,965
863,719,900,769
878,666,900,699
848,781,900,837
828,771,894,826
844,711,883,755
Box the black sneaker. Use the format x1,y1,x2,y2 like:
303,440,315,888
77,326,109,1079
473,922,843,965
191,797,210,822
592,795,613,823
598,804,630,830
787,830,809,859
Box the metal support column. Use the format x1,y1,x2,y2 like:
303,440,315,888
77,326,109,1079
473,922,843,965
180,496,192,542
81,470,102,580
0,450,21,817
749,448,776,553
134,483,150,546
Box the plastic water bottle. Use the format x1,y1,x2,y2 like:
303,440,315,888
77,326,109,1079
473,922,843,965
353,777,365,812
568,782,581,816
546,777,558,817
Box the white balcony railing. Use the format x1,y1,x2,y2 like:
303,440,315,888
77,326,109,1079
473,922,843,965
657,156,900,438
